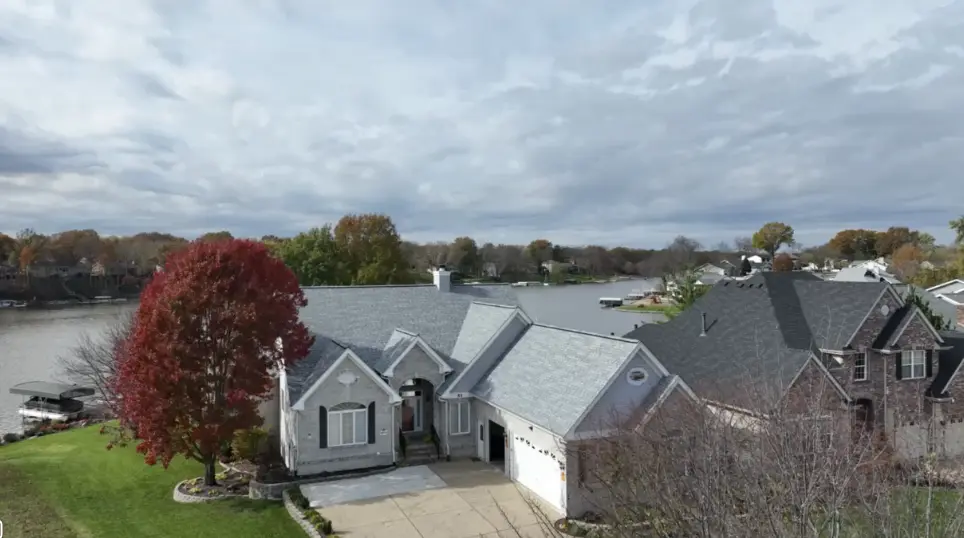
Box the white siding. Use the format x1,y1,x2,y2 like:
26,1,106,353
474,399,568,516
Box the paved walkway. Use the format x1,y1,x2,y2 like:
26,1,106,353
307,461,562,538
301,465,446,507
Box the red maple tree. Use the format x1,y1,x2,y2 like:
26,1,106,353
116,239,313,485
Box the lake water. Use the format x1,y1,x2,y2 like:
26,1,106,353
0,279,663,435
514,278,667,336
0,304,135,434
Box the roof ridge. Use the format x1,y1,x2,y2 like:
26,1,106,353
302,284,435,289
470,301,519,309
531,322,640,344
394,327,419,337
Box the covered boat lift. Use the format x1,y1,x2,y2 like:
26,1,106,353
9,381,95,425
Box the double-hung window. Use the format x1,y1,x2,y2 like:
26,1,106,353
449,400,470,435
853,353,868,381
328,402,367,446
901,350,926,380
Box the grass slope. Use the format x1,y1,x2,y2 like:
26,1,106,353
0,426,302,538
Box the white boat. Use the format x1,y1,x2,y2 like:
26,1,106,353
10,381,95,422
599,297,624,308
0,300,27,308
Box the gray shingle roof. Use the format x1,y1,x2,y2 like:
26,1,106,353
450,302,519,365
374,329,417,373
623,273,888,410
287,284,518,403
471,324,640,436
442,302,523,395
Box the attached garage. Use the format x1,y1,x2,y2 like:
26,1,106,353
509,431,567,514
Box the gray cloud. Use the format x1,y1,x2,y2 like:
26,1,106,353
0,0,962,246
0,127,102,175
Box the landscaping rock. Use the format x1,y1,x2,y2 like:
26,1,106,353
172,472,251,503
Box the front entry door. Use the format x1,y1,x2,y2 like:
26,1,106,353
401,390,423,432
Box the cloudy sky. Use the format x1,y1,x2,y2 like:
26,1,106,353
0,0,961,248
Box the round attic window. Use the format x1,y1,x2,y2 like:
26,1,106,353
880,304,890,316
626,367,648,386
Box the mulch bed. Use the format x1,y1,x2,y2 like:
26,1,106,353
177,471,251,498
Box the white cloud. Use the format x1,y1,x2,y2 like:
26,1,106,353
0,0,962,248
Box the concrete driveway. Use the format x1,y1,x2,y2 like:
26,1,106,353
308,461,562,538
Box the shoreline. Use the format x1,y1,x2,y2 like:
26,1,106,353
0,297,137,311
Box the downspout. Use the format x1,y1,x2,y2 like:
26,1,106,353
292,411,299,475
445,401,452,456
391,403,398,464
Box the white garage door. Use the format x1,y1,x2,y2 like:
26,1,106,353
511,434,566,514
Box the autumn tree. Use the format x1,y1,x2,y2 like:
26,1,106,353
116,239,314,486
772,252,794,272
751,222,794,259
875,226,921,257
333,213,411,284
198,231,234,243
827,228,879,260
525,239,553,271
891,243,925,280
951,215,964,245
446,236,479,276
0,232,17,264
273,226,343,285
47,229,104,265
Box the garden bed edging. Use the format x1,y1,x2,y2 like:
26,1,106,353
283,489,325,538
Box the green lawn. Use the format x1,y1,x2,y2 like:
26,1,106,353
0,425,303,538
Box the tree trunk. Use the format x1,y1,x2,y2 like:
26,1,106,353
204,459,217,486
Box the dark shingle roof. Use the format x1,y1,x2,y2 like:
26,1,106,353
930,331,964,397
624,273,888,409
286,284,518,403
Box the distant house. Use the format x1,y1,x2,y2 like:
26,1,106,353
928,279,964,297
834,265,902,285
696,263,726,277
541,260,576,275
928,280,964,330
0,263,17,280
625,272,961,461
482,262,499,279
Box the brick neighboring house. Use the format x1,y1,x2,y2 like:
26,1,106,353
625,272,964,458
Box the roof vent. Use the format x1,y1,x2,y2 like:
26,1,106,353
633,323,639,329
700,312,707,337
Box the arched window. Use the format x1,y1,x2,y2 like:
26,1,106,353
327,402,367,447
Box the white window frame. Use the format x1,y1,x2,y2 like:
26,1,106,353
450,400,470,435
902,350,926,380
328,403,368,447
853,353,868,381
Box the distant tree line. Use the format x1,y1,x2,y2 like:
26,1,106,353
3,215,962,287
